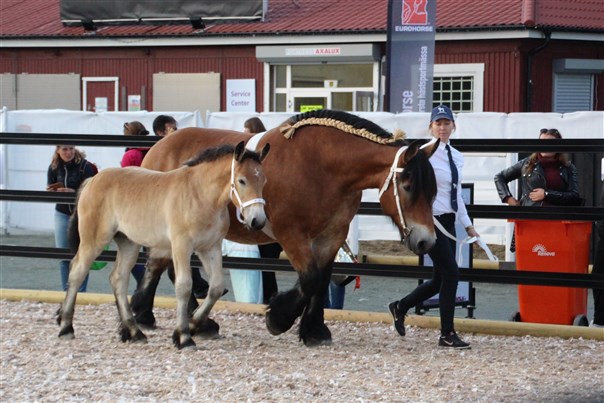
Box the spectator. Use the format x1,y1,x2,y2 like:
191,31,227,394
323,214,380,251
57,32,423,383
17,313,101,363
494,128,582,251
120,121,151,288
244,117,282,304
47,145,97,291
152,115,177,137
388,105,477,349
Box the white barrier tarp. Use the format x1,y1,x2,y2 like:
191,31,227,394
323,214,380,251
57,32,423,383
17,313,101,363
2,110,602,249
1,110,202,231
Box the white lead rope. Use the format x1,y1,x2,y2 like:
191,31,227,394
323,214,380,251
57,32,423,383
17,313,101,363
229,157,266,224
432,217,499,266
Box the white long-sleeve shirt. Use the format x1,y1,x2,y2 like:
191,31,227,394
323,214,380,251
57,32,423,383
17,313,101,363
424,138,472,229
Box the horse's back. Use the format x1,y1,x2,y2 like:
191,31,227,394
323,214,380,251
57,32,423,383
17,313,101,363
143,127,251,172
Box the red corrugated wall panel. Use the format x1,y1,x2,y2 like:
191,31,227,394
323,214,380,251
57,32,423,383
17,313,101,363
437,41,524,113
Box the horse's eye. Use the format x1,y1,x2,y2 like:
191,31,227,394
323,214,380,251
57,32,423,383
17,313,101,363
403,185,412,192
238,178,246,186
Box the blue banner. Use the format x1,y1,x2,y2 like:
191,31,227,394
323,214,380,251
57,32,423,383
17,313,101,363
387,0,436,113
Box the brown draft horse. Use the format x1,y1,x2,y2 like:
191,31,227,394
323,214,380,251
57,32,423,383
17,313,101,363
58,142,270,349
132,109,438,346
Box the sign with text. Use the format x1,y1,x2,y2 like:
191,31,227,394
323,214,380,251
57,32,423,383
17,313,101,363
226,79,256,112
386,0,436,113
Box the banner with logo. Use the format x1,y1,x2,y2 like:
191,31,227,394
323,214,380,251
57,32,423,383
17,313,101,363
386,0,436,113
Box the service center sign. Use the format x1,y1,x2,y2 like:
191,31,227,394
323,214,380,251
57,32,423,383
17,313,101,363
387,0,436,113
226,79,256,112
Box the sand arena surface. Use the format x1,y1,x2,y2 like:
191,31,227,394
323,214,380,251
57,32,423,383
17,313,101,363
1,299,602,402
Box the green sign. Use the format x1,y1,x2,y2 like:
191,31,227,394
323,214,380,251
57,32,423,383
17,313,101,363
300,105,324,113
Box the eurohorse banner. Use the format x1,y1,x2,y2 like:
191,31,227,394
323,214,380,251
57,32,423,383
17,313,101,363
387,0,436,113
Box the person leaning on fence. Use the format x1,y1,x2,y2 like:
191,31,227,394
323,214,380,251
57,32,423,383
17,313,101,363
493,128,582,251
244,117,283,304
152,115,178,137
388,104,477,349
120,121,151,289
47,145,97,292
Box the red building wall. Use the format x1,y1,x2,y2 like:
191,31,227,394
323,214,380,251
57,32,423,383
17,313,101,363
0,45,263,111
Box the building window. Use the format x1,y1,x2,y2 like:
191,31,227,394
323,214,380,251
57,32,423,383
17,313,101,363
433,76,474,112
433,63,484,112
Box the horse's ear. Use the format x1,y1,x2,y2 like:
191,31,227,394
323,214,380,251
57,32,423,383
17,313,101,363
402,140,420,164
259,143,270,162
422,138,440,159
234,141,245,161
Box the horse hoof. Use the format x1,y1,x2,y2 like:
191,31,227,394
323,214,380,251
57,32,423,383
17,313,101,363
58,325,74,339
192,318,220,339
303,337,333,347
265,310,295,336
134,312,157,329
131,330,148,344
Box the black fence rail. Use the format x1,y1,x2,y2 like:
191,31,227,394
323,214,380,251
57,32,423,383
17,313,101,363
2,133,604,289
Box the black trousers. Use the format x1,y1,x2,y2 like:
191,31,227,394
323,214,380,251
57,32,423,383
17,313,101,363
398,213,459,335
259,243,282,304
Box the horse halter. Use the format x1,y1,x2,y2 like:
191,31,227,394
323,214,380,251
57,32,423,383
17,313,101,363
378,146,412,241
229,157,266,224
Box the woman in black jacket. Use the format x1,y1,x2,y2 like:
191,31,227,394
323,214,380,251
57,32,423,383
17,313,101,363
494,128,581,207
47,145,97,291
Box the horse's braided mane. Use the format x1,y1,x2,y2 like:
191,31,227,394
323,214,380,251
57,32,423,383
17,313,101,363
280,109,406,146
184,144,261,167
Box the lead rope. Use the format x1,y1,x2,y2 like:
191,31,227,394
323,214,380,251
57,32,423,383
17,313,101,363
229,157,266,224
432,217,498,266
378,146,411,240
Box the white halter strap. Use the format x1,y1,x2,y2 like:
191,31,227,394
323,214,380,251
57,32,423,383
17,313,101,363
229,157,266,224
378,146,411,240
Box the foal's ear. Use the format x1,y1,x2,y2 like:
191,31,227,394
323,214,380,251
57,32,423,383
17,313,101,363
234,141,246,161
422,138,440,159
259,143,270,162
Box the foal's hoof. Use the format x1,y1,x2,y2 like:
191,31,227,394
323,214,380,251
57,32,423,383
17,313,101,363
58,325,75,340
120,327,148,344
191,318,220,339
172,330,197,350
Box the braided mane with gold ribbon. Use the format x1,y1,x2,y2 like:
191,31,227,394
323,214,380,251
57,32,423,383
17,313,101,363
280,110,406,145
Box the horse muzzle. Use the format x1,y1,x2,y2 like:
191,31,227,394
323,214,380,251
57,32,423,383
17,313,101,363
403,227,436,255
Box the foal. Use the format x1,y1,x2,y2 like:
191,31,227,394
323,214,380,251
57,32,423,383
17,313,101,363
57,141,270,349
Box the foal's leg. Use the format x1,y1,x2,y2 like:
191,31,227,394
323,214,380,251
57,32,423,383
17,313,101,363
189,246,223,338
57,245,101,339
131,256,171,328
111,235,146,343
171,244,196,350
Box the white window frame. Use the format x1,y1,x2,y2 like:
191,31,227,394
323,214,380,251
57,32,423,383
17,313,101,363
433,63,485,112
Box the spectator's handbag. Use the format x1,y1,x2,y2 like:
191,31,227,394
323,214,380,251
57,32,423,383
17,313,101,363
89,245,109,270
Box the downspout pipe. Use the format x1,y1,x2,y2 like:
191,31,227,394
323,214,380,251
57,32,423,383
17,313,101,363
525,27,551,112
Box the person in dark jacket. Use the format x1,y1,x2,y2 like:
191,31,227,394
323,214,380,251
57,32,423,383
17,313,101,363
494,128,581,207
47,145,97,291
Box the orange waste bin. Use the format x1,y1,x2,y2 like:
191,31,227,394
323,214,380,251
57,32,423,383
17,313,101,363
513,220,592,325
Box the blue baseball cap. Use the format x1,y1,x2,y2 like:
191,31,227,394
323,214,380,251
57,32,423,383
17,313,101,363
430,105,454,122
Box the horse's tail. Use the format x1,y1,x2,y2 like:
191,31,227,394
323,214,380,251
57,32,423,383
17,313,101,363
67,177,93,253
